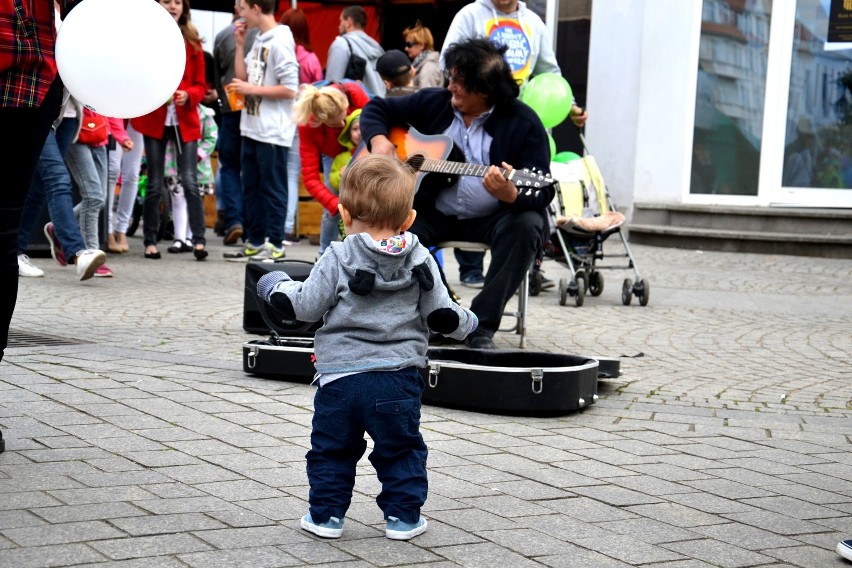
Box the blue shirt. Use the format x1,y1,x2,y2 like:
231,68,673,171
435,106,497,219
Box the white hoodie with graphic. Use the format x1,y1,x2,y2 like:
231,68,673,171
440,0,560,84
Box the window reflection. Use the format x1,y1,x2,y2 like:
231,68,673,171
691,0,772,195
782,0,852,190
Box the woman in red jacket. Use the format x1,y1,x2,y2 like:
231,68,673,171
130,0,208,260
292,81,370,255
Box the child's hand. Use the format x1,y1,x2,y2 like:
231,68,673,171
121,139,134,152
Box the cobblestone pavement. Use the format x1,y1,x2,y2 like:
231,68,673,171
2,236,851,567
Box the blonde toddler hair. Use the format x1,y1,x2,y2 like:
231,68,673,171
340,154,415,232
292,84,349,126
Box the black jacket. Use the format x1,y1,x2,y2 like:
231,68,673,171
360,88,554,214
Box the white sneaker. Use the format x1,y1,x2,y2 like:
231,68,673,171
75,249,106,281
17,254,44,277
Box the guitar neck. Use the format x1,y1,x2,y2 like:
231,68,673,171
418,158,505,180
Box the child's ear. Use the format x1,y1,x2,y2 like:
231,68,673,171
338,204,353,227
400,209,416,232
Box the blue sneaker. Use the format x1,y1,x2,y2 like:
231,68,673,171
460,273,485,288
300,514,343,538
385,516,427,540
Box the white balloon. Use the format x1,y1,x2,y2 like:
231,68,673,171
56,0,186,118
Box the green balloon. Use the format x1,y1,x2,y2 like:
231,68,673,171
553,151,581,163
520,73,573,129
548,134,556,159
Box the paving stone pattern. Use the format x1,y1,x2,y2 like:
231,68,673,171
2,238,851,567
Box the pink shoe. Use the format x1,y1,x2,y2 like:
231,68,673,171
93,264,113,278
43,222,67,267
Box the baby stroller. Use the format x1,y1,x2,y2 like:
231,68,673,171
546,152,649,307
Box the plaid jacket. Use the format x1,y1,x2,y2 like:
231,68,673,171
0,0,75,108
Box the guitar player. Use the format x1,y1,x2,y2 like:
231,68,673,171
360,38,553,350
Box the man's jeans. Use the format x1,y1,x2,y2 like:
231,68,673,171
306,367,428,525
17,116,87,258
241,137,288,247
217,111,243,229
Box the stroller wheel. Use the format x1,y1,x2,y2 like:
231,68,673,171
574,274,585,307
622,278,633,306
636,278,650,306
589,271,604,297
558,278,568,306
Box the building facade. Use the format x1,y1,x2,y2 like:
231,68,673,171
585,0,852,216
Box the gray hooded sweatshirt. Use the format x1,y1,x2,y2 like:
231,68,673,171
326,30,386,97
440,0,560,84
257,232,477,377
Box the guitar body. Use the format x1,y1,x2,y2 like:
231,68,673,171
351,126,454,192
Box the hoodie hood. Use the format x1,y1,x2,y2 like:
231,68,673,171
337,232,430,289
337,108,362,149
343,30,385,60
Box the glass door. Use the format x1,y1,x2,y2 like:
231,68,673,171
764,0,852,207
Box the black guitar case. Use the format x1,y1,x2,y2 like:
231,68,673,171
420,348,600,416
243,336,316,384
243,260,321,336
242,337,614,416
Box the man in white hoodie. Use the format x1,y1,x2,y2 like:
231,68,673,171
326,6,386,98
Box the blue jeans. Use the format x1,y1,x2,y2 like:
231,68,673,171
17,116,87,257
306,367,428,524
241,137,288,247
142,129,205,248
318,154,340,255
217,111,243,229
65,143,108,250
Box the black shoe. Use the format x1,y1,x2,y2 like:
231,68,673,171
0,429,5,453
465,333,496,350
193,246,209,261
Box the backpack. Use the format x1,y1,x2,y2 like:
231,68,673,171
342,35,367,82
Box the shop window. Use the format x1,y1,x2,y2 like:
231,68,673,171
691,0,772,195
782,0,852,190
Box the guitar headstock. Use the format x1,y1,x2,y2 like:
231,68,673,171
512,168,555,188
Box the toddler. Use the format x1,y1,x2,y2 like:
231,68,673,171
257,154,477,540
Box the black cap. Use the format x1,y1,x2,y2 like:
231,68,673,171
376,49,412,79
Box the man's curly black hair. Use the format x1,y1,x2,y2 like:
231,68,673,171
442,37,520,108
